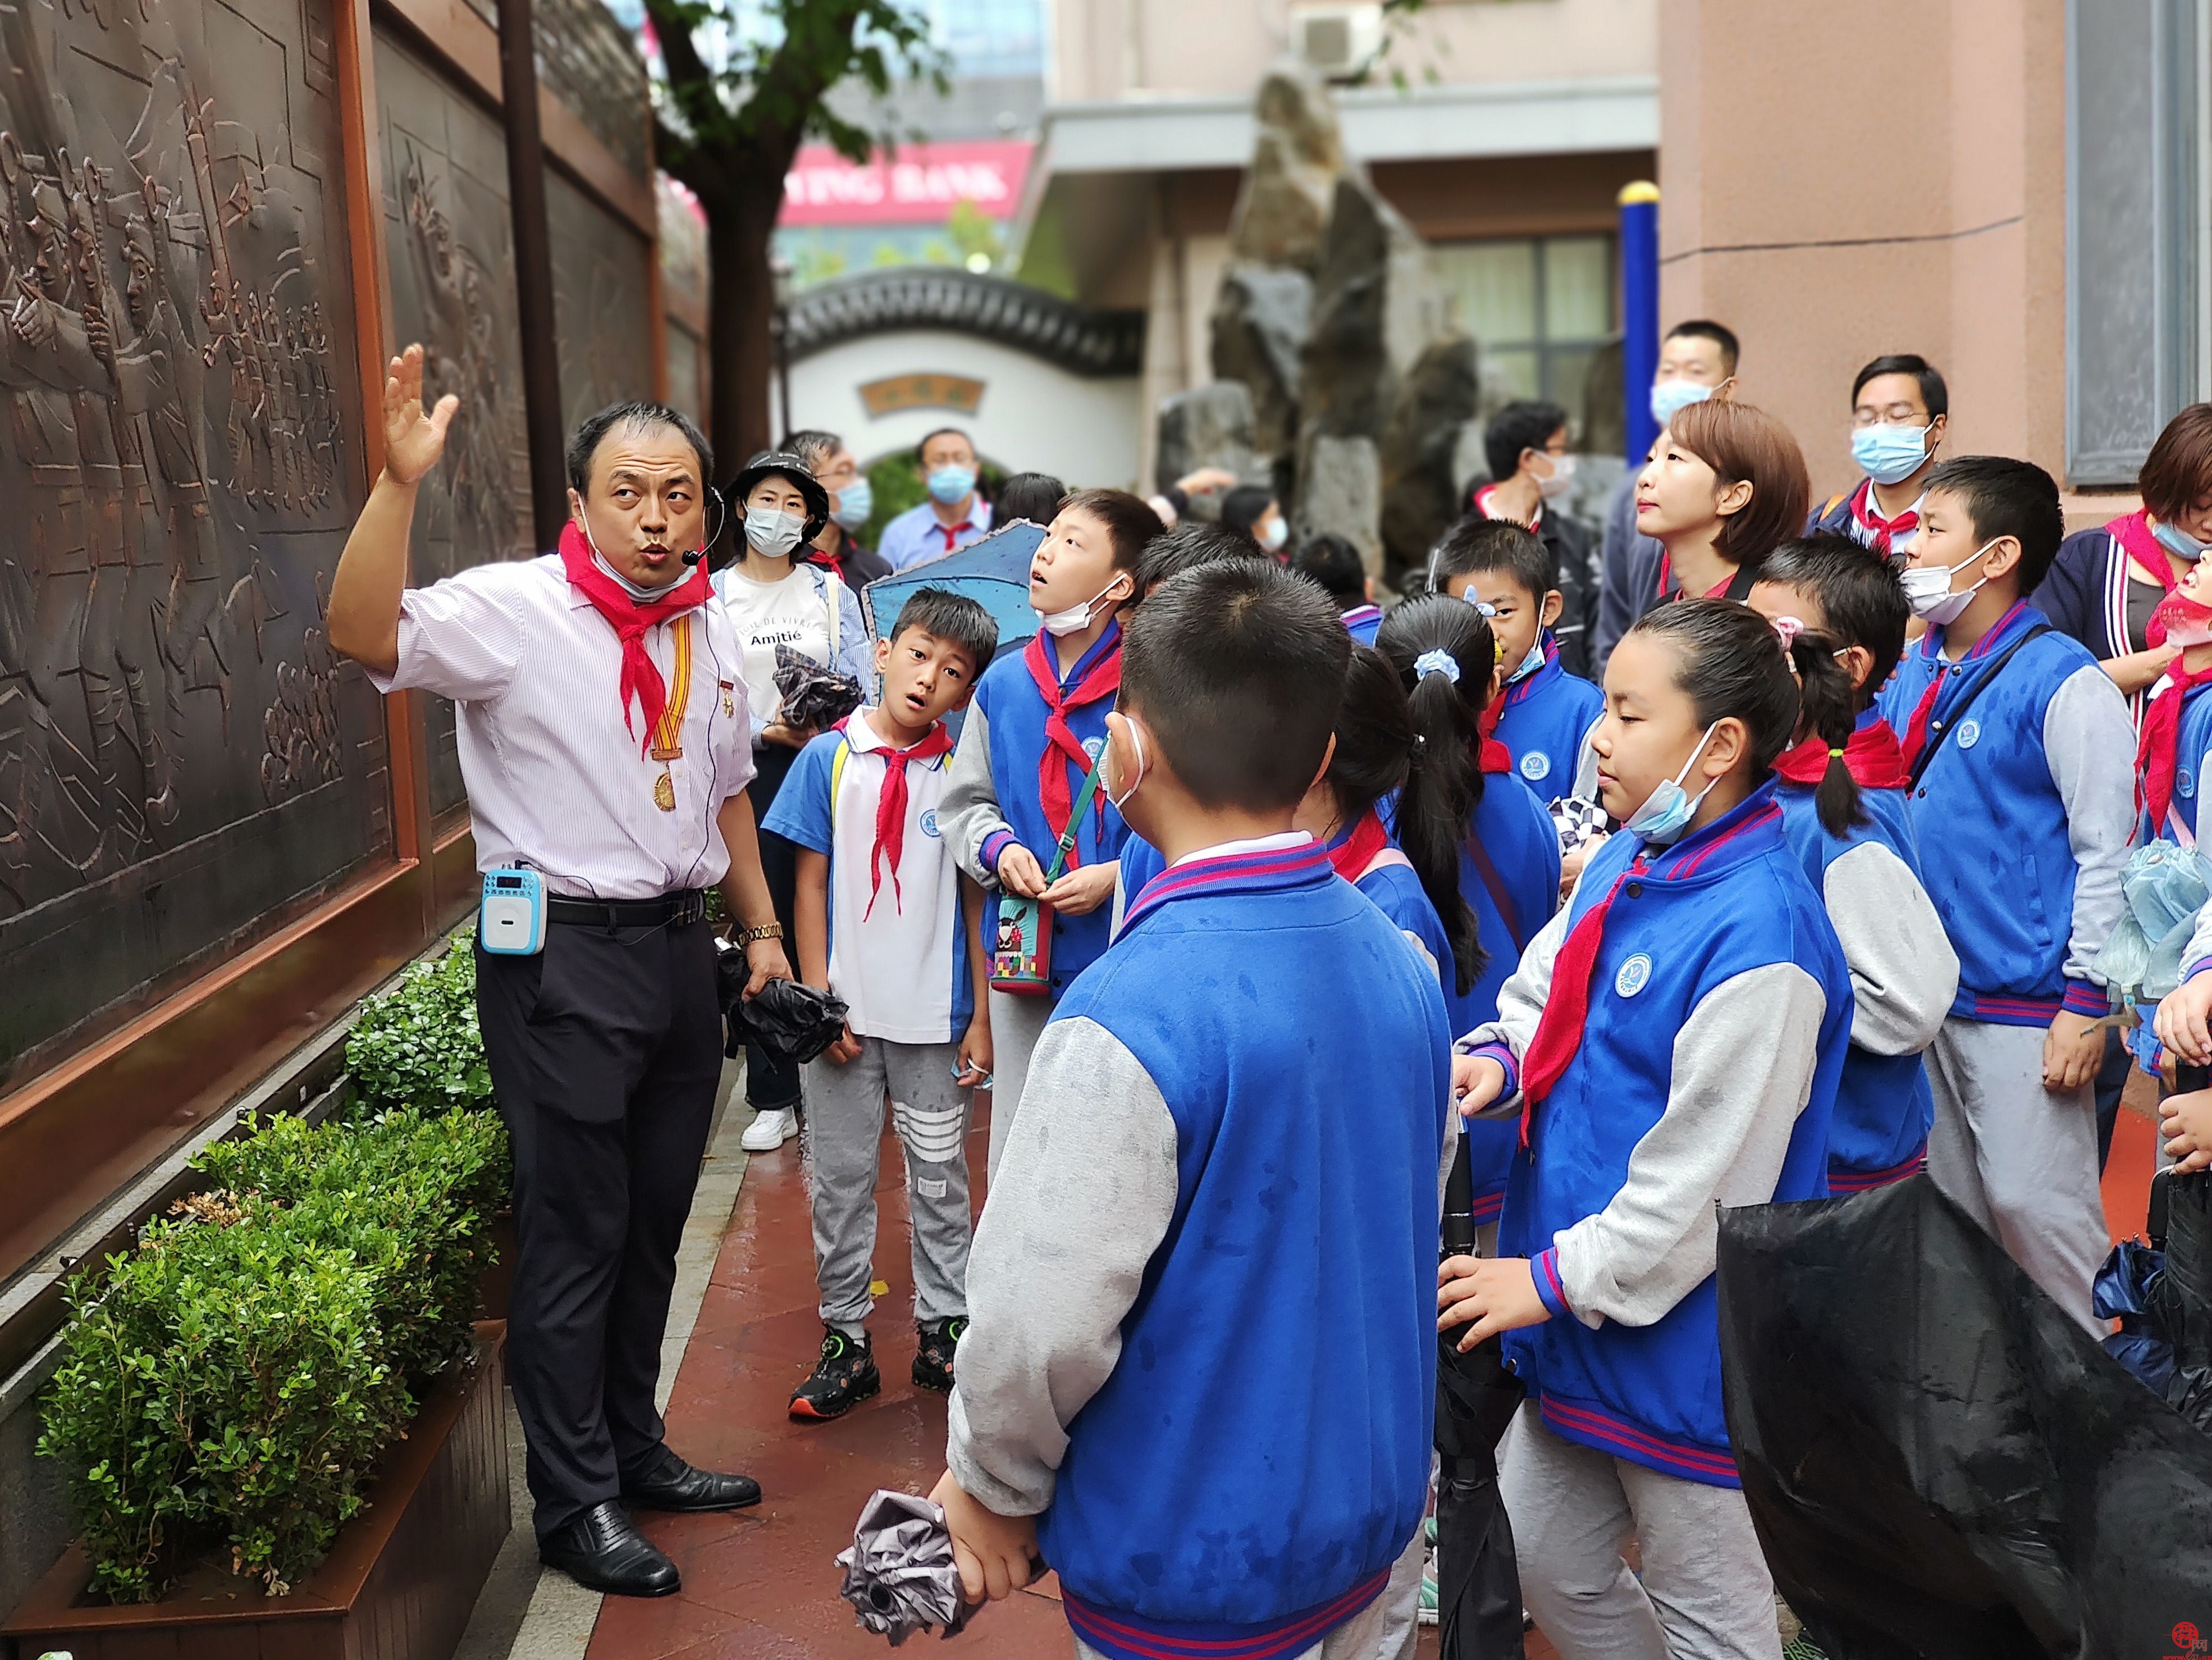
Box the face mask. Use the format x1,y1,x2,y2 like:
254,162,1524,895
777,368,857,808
1535,452,1577,501
2154,521,2209,563
1850,422,1933,487
2149,587,2212,649
743,508,806,559
579,516,678,599
1505,640,1546,684
830,477,872,532
1257,515,1288,553
1900,539,1999,626
1106,719,1147,811
1036,576,1128,637
926,464,976,505
1649,378,1712,426
1624,722,1720,847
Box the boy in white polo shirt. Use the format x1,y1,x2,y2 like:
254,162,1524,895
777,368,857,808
763,589,999,1419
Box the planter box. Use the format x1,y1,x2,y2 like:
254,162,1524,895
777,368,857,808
5,1322,510,1660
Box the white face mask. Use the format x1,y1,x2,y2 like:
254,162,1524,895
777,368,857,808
1106,719,1147,811
1036,576,1129,637
1257,516,1288,553
1900,539,2000,626
1535,452,1577,501
744,508,807,559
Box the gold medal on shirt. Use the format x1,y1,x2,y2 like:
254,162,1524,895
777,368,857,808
648,617,693,812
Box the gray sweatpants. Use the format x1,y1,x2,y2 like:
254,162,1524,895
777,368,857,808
1500,1406,1779,1660
982,988,1053,1184
1069,1529,1424,1660
803,1036,972,1332
1923,1015,2105,1335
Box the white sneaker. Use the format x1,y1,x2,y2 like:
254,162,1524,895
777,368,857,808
741,1106,798,1151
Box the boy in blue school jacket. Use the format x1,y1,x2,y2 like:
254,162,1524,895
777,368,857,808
1876,457,2134,1333
933,563,1452,1660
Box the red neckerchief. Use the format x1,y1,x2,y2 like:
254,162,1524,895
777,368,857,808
1849,477,1920,556
1772,716,1911,789
1475,691,1514,774
1022,625,1122,869
937,516,976,553
557,522,712,753
846,714,956,918
1896,601,2031,770
2110,509,2179,594
1516,855,1647,1145
1474,484,1542,532
2137,663,2212,834
1327,810,1392,882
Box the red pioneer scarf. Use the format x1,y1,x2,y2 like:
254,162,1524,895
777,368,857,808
1516,856,1646,1147
558,522,712,754
2137,663,2212,835
1327,810,1392,882
855,718,956,918
1848,477,1920,556
1772,717,1911,790
2110,509,2179,594
1023,627,1122,869
1477,692,1514,775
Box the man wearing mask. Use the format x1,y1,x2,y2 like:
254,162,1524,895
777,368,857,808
782,427,891,586
1808,354,1949,555
328,347,789,1599
1465,399,1598,678
1592,320,1739,677
880,427,994,571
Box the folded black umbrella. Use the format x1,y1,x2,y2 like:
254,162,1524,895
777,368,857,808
715,954,849,1062
1717,1174,2212,1660
774,644,864,736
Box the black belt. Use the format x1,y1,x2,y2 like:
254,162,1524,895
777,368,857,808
546,890,709,929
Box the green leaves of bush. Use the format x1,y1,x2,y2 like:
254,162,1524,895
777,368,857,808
344,934,491,1114
40,1108,510,1605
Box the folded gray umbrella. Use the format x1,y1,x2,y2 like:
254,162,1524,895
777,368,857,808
835,1489,975,1644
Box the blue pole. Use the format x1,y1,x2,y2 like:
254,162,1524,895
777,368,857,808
1619,181,1660,464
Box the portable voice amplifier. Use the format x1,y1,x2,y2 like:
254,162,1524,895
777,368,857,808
479,868,547,955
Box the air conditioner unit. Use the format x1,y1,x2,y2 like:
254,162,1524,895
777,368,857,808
1291,2,1384,80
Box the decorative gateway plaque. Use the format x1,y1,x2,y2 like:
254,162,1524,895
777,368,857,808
0,0,377,1086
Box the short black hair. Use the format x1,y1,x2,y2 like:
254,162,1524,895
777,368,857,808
1061,487,1167,575
1484,400,1570,485
566,401,714,496
1851,353,1949,420
1429,516,1555,601
915,426,975,467
1137,519,1262,595
1219,485,1276,538
1290,532,1366,607
1121,561,1348,811
888,587,999,678
1756,534,1912,696
1666,319,1739,372
996,471,1067,525
1923,455,2064,591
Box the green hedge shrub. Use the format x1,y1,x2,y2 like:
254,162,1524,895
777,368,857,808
344,932,491,1114
40,1107,509,1604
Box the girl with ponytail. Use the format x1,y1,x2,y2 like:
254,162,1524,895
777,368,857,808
1751,536,1959,1193
1438,598,1856,1658
1378,597,1564,1234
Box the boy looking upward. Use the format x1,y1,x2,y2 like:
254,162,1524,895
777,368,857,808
933,562,1452,1657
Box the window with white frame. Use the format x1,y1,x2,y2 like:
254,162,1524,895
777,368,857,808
1432,234,1615,443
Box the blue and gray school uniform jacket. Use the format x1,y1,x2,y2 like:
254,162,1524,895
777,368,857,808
939,626,1129,997
1495,636,1605,802
1443,775,1564,1225
948,839,1452,1658
1342,602,1384,646
1460,786,1852,1485
1874,600,2135,1025
1774,715,1958,1191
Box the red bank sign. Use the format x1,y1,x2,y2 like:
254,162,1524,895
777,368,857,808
780,140,1034,227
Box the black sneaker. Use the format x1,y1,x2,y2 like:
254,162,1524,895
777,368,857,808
789,1327,880,1421
913,1317,967,1393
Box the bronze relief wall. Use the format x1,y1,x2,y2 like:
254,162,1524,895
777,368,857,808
547,167,654,435
0,0,378,1086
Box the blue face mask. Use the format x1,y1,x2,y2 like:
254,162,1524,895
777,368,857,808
1505,640,1546,683
926,464,977,505
1850,422,1932,487
1624,722,1720,847
831,476,872,531
2154,521,2209,563
1649,378,1713,427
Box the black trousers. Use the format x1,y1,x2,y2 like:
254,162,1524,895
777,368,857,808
746,741,803,1110
475,918,723,1540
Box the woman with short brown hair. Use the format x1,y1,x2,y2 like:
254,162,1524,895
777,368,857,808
2032,403,2212,724
1633,398,1812,608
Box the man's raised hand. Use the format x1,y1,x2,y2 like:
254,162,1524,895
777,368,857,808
383,343,458,486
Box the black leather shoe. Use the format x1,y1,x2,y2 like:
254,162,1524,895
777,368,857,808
540,1501,680,1597
621,1449,764,1513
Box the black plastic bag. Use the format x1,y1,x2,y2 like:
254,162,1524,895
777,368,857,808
774,644,863,735
2161,1169,2212,1431
716,954,848,1062
1717,1174,2212,1660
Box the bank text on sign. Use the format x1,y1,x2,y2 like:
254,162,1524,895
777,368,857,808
780,140,1035,227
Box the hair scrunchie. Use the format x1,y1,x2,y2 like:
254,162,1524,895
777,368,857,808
1414,649,1462,684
